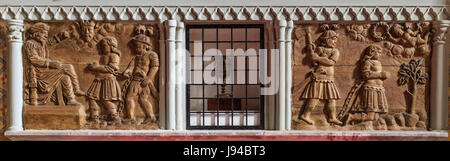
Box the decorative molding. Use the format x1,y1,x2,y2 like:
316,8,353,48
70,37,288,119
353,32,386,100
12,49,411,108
0,6,448,21
7,19,23,43
432,20,450,44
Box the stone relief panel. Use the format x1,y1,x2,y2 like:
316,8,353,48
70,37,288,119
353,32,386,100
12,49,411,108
22,21,160,130
0,21,7,132
291,22,431,131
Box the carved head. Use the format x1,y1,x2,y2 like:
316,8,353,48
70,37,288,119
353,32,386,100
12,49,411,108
28,23,50,43
319,30,338,48
363,45,382,60
134,25,147,35
391,24,404,37
98,36,121,56
79,20,96,42
131,34,152,55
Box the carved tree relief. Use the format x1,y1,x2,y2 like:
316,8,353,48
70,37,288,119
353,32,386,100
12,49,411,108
292,22,431,131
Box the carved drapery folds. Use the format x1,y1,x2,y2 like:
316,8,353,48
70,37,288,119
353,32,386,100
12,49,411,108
292,22,432,131
22,21,160,130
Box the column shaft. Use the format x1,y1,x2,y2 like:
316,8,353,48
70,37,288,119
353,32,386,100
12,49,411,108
7,20,24,132
167,20,177,130
277,20,286,130
175,21,185,130
430,20,450,130
285,20,293,130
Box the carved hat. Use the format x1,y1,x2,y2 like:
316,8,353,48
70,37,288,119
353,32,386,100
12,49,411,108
80,20,96,28
29,22,50,34
131,34,152,46
320,30,338,40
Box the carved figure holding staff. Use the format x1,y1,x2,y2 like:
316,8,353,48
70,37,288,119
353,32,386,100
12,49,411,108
297,24,343,125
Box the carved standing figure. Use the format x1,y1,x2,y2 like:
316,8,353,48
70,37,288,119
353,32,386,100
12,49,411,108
24,22,85,106
298,24,343,125
122,34,159,124
85,36,122,125
346,45,389,125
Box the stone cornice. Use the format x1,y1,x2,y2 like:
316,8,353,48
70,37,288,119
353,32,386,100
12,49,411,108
0,6,448,21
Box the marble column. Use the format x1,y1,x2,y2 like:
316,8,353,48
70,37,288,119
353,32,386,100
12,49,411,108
175,21,185,130
6,20,24,132
285,20,293,130
430,20,449,130
277,20,286,130
167,20,177,130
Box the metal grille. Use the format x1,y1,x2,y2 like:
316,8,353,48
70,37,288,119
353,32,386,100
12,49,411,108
186,24,264,129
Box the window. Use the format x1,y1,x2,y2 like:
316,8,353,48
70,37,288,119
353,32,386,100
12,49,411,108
186,24,264,129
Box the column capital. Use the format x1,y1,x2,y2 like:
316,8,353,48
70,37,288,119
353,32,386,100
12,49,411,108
176,21,185,29
432,20,450,44
7,19,24,43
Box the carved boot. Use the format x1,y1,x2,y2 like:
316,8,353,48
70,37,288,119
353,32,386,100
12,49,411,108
66,98,82,106
299,106,314,125
71,79,85,96
142,116,157,125
326,106,343,125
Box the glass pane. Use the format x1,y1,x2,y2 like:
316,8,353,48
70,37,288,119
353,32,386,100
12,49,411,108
247,85,260,98
248,71,259,84
218,28,231,41
204,43,217,56
189,85,203,98
189,29,202,41
204,28,217,41
189,99,203,112
189,42,202,56
247,28,260,41
247,43,260,54
190,71,203,84
234,57,246,70
235,71,246,84
190,57,203,69
248,56,259,69
233,85,247,98
233,42,246,50
204,85,218,98
247,99,260,111
232,28,245,41
218,43,231,56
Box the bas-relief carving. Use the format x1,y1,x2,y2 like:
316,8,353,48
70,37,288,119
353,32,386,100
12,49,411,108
292,22,431,131
23,21,160,130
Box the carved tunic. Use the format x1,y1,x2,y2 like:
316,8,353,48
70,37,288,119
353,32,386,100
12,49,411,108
24,39,67,100
300,46,340,100
352,60,388,113
86,53,122,101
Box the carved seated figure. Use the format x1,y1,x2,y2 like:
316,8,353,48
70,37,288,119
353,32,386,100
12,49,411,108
24,23,85,106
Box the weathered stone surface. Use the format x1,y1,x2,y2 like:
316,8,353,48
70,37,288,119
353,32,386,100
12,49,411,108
416,121,426,130
373,118,387,130
383,115,400,130
403,112,419,128
291,22,431,131
394,113,406,127
23,105,86,130
22,21,160,130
